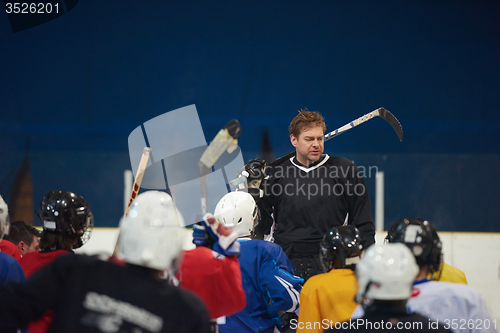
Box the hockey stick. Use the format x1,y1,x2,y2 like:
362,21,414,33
196,120,242,250
112,146,151,257
269,107,402,166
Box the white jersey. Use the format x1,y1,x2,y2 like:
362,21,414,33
352,279,497,333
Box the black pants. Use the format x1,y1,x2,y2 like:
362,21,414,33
281,255,322,333
289,254,323,283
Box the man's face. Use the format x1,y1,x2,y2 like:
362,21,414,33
19,235,40,256
290,125,324,166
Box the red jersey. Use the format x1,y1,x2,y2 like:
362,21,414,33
177,247,246,319
0,239,22,262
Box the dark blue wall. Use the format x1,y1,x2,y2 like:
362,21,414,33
1,0,499,231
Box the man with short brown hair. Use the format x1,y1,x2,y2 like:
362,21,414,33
3,221,40,256
257,109,375,282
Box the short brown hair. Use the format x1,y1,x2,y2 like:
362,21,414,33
4,221,41,246
289,108,326,138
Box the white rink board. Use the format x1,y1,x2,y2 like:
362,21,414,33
74,227,195,257
77,229,500,324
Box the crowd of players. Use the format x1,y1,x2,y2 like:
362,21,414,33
0,110,497,333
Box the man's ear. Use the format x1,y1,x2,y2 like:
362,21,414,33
290,134,298,147
17,241,26,252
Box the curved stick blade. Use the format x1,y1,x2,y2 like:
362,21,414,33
378,108,403,142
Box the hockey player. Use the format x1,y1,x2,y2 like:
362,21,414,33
0,196,27,333
352,218,496,333
3,221,41,256
326,243,451,333
212,191,303,333
296,225,363,333
0,195,25,284
255,110,375,281
177,211,247,329
385,218,495,333
0,190,210,333
0,196,23,261
18,190,94,333
386,217,467,284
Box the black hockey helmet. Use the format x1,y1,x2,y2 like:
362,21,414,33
385,218,442,273
39,190,93,249
319,225,364,272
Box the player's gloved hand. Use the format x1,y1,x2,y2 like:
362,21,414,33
230,158,267,201
245,158,267,187
202,213,240,257
192,223,209,247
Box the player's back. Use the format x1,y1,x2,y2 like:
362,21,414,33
297,268,357,333
0,254,211,333
219,238,302,333
407,280,496,333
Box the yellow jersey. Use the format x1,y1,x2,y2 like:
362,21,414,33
297,269,358,333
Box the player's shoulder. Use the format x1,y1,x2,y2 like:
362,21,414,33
271,156,294,167
251,239,286,255
0,239,22,260
417,280,483,300
438,261,467,284
184,246,232,262
0,251,23,272
325,155,356,167
0,251,18,263
184,245,212,256
50,253,104,271
305,269,354,287
302,271,329,291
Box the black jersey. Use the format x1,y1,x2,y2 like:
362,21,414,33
324,303,452,332
0,254,210,333
258,154,375,256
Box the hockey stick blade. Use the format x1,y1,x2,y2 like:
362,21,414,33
224,119,242,139
378,108,403,142
199,119,242,214
199,119,242,170
324,107,403,142
269,107,403,166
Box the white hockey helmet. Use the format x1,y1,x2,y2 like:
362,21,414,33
214,191,259,237
0,195,10,240
355,243,419,302
119,191,185,271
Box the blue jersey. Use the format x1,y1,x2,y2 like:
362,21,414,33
0,252,25,284
219,238,303,333
1,252,27,333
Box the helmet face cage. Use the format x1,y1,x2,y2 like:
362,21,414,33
74,211,94,249
319,225,364,272
386,218,442,273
